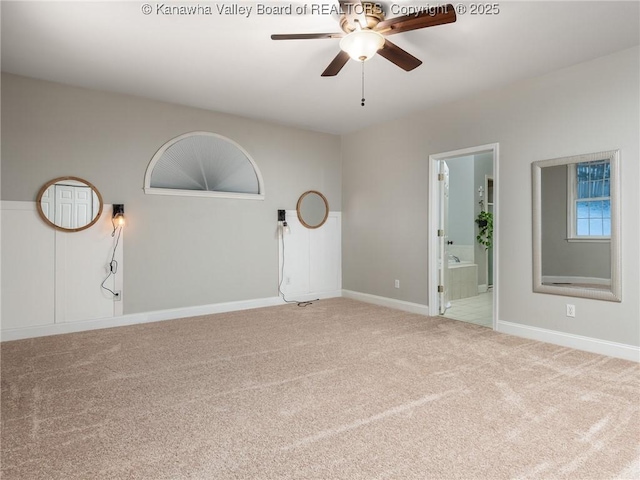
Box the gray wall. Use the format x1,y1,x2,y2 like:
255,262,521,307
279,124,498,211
541,165,610,279
342,47,639,346
1,73,342,314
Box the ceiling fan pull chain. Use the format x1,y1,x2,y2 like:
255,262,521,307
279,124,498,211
361,60,366,107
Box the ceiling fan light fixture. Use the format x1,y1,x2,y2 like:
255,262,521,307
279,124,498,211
339,30,384,62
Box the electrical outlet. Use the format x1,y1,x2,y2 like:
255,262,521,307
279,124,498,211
114,291,122,302
566,304,575,317
285,277,291,285
394,279,400,289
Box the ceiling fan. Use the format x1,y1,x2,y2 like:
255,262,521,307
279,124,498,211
271,1,456,76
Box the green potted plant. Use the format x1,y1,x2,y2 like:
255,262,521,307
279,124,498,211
475,211,493,249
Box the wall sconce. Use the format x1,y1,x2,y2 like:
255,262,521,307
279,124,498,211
112,204,125,228
278,209,291,234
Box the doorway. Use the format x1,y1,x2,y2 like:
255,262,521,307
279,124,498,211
428,144,499,329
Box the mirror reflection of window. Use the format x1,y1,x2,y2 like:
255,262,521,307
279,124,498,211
569,160,611,239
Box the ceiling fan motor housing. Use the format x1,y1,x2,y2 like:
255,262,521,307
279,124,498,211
340,2,385,32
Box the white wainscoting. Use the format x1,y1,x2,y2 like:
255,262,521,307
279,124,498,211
1,201,123,338
1,206,341,341
278,211,341,300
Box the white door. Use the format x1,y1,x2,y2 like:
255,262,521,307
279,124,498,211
40,185,55,222
438,160,450,315
54,184,74,229
54,185,93,229
72,185,93,227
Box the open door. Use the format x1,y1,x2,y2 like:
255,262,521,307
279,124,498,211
429,144,498,326
438,160,450,315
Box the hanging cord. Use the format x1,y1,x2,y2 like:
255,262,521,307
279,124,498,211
278,226,318,307
101,220,122,297
361,61,365,106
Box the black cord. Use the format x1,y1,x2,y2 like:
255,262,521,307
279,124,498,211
101,224,122,297
279,226,318,308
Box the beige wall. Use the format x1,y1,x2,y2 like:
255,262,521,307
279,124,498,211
1,73,342,314
342,47,639,346
2,47,638,348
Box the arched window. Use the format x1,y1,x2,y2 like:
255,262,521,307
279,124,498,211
144,132,265,200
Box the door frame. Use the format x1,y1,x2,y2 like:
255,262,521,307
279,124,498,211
428,143,500,329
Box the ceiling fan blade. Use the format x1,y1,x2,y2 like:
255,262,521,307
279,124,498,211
377,39,422,71
321,50,350,77
271,33,343,40
375,4,456,36
339,0,368,30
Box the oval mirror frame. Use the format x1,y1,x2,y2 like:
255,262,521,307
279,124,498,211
36,176,104,233
296,190,329,229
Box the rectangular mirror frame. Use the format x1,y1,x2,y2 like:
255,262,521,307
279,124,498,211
532,150,621,302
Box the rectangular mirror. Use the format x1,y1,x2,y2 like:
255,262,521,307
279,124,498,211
532,150,621,302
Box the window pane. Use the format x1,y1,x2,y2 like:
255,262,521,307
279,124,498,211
577,164,589,181
589,201,603,218
593,180,604,197
578,182,589,198
577,219,589,236
577,201,590,218
573,160,611,238
589,219,603,236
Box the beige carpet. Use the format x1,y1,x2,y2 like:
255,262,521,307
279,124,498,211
2,298,639,479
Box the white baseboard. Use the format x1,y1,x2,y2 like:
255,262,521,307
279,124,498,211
497,320,639,362
340,290,638,362
281,290,343,303
341,289,430,316
6,291,636,363
1,291,343,341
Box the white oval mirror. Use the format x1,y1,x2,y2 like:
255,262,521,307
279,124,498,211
296,190,329,229
36,177,103,232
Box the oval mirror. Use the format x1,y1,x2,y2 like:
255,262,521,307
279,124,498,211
36,177,103,232
296,190,329,229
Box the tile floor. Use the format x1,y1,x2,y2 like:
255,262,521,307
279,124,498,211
441,291,493,328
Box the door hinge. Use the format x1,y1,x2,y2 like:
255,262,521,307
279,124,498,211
437,229,444,237
438,285,444,293
438,173,445,181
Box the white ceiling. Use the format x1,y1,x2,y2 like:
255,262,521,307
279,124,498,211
2,1,639,134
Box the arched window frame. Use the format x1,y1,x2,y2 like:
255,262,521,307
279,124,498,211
143,131,265,200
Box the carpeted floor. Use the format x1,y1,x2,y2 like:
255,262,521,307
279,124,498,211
2,298,639,479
